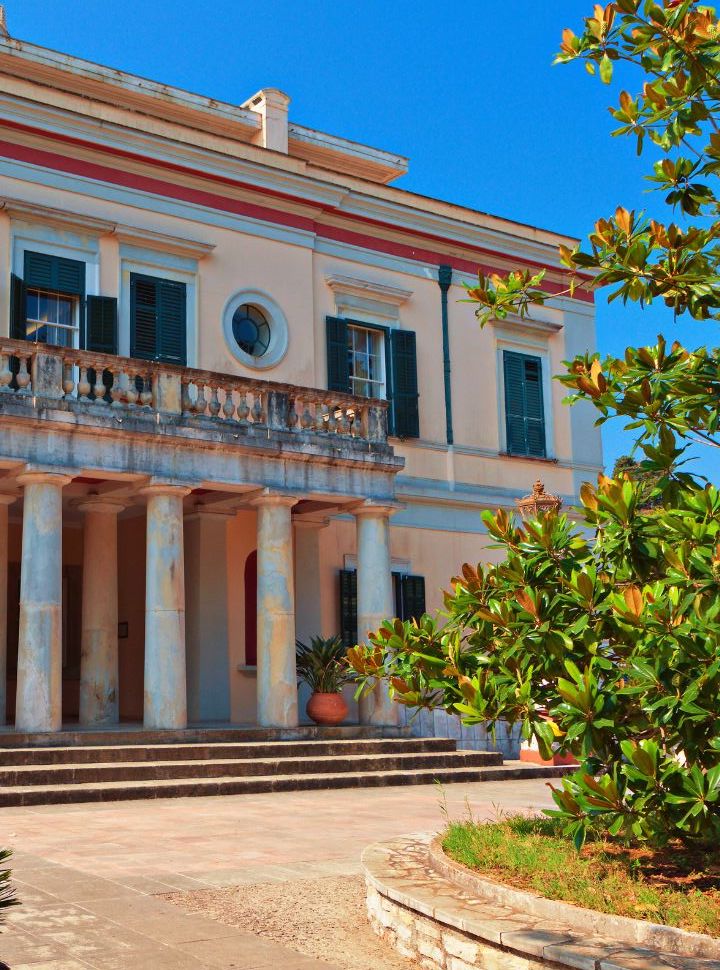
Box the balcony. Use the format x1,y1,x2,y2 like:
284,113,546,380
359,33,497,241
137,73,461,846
0,339,403,501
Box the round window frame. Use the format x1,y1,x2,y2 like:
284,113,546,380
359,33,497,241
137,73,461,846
222,290,289,370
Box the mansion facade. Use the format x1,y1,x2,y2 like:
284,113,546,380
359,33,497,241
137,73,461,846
0,17,603,736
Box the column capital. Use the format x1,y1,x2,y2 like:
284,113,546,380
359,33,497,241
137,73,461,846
0,493,18,506
251,489,299,509
76,496,128,515
352,499,404,519
16,470,72,488
138,482,192,501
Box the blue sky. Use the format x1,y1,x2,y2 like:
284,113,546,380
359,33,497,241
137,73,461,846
8,0,718,480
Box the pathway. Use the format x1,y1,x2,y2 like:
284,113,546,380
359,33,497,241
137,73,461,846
0,779,556,968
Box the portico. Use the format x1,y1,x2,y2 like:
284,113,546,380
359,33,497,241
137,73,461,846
0,339,404,733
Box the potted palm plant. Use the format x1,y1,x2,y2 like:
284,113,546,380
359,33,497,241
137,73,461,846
296,635,355,726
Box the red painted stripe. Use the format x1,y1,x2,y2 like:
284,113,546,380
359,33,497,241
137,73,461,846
0,133,593,302
0,118,591,282
0,137,315,233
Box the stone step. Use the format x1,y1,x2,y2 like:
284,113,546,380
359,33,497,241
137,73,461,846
0,736,458,766
0,750,502,785
0,724,407,749
0,762,572,807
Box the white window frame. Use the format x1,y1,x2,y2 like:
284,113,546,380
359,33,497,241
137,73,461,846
222,288,289,371
347,322,387,400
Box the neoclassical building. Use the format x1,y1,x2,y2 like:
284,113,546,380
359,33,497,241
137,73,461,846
0,15,602,737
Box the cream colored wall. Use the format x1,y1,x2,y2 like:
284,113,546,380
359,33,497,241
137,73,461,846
3,177,600,503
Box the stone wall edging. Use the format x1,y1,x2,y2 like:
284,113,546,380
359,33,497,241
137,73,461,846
363,834,720,970
427,835,720,961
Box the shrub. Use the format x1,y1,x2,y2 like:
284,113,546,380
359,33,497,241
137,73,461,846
349,1,720,849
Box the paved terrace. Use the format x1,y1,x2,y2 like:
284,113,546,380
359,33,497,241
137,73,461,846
0,779,555,969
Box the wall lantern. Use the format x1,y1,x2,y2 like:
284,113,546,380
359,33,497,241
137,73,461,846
516,480,562,520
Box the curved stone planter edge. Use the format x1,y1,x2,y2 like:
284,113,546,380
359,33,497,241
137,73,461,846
427,835,719,961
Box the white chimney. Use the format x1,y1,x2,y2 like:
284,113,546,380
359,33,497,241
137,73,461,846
241,88,290,154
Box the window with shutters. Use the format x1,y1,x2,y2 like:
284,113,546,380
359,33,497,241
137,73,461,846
326,316,419,438
338,568,425,648
18,251,85,349
502,350,547,458
130,273,187,366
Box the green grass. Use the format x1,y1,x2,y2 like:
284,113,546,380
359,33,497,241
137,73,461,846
442,816,720,937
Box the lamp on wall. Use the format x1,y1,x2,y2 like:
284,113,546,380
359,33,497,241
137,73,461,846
516,480,562,520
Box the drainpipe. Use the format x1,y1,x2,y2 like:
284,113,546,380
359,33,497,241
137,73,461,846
438,264,453,446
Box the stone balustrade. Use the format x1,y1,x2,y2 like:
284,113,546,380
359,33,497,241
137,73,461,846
0,339,389,444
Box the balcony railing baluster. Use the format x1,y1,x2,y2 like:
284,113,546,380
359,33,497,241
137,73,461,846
0,339,389,446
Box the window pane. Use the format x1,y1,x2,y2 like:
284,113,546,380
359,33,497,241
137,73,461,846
347,325,385,400
26,289,77,348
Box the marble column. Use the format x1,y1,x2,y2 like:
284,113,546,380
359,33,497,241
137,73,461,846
141,484,191,730
355,501,400,726
253,491,298,728
184,508,232,723
78,498,125,726
15,471,71,733
0,495,16,726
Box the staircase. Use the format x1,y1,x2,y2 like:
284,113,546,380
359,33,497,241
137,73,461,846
0,728,571,806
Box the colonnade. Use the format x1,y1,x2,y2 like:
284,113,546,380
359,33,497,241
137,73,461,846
0,472,399,733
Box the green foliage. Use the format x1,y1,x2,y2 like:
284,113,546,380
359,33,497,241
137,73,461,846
351,1,720,849
613,454,664,506
442,816,720,935
296,635,355,693
0,849,18,919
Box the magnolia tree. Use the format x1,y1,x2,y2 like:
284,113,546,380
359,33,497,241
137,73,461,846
349,0,720,848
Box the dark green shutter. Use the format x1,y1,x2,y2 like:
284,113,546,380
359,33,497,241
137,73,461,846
390,329,419,438
24,251,85,296
130,274,158,360
85,296,118,355
396,574,426,622
130,274,186,365
503,351,546,458
339,569,358,649
326,316,350,393
523,357,546,457
10,274,26,339
158,279,186,365
503,352,527,455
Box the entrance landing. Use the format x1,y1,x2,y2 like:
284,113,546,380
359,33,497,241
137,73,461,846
0,728,571,807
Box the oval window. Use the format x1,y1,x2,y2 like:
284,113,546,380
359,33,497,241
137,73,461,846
232,304,271,358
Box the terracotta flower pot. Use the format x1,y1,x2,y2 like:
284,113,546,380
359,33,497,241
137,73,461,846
306,691,349,726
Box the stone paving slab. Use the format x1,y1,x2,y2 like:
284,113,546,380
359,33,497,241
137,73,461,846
0,778,559,969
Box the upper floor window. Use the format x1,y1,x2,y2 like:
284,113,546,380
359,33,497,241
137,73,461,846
503,350,547,458
326,316,419,439
130,272,187,366
233,304,271,358
26,290,77,348
10,249,118,356
348,324,386,399
12,251,85,349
